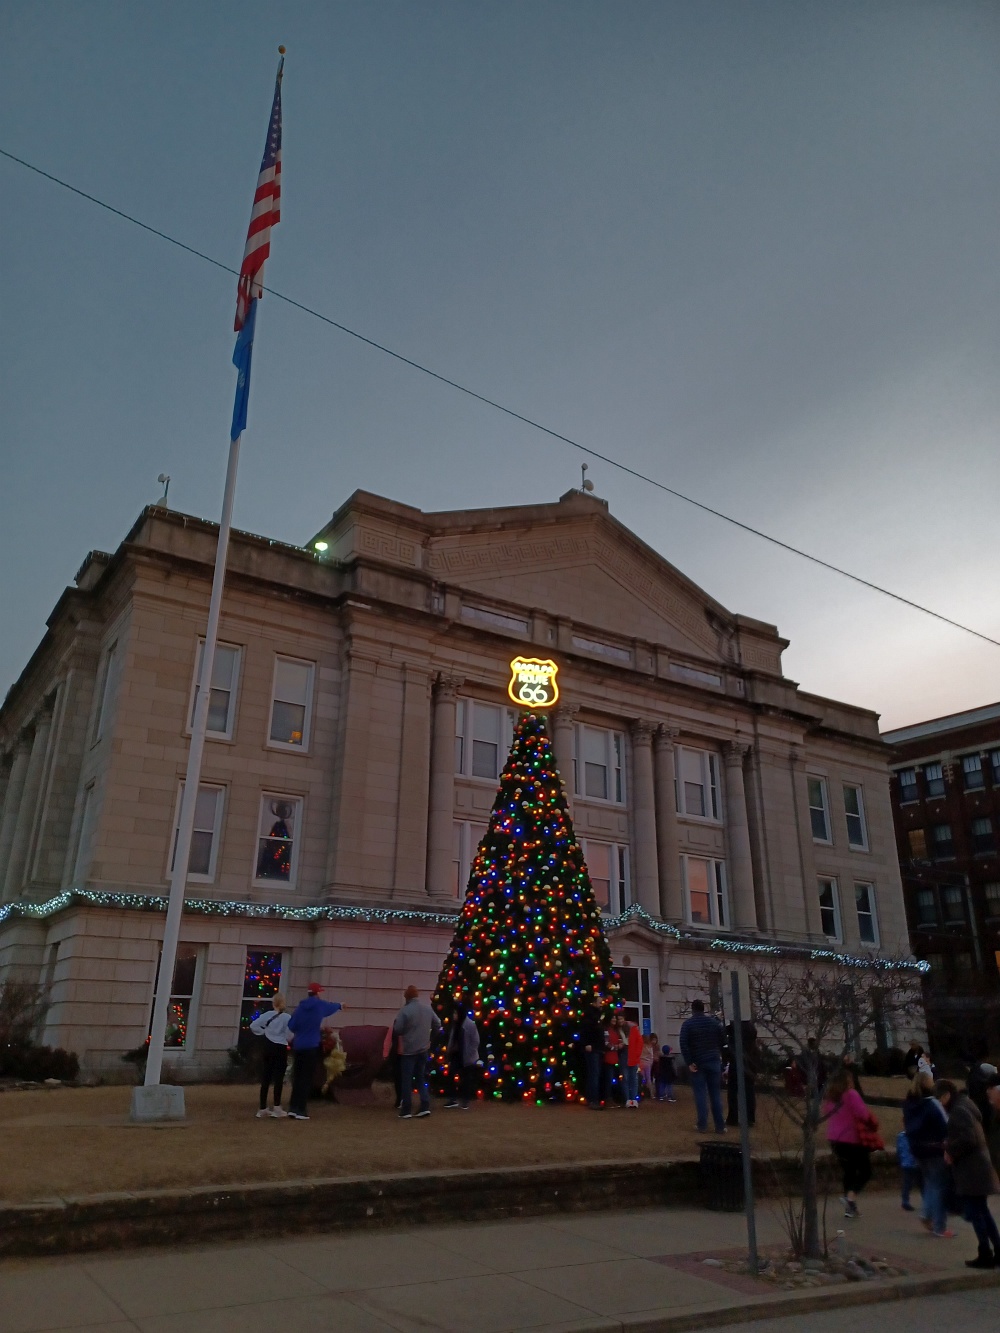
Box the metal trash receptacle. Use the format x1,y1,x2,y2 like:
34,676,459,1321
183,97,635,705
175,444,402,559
699,1141,744,1211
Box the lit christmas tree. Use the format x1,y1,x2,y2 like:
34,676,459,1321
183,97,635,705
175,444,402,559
433,711,618,1102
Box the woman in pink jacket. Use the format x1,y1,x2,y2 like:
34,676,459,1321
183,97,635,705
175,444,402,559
823,1066,875,1218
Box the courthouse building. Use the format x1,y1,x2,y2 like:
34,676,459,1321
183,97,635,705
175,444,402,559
0,488,913,1076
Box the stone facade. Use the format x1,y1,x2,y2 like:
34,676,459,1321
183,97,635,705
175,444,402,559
0,489,912,1076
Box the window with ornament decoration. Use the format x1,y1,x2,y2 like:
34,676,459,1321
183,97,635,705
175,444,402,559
253,795,302,887
237,950,284,1049
148,945,201,1049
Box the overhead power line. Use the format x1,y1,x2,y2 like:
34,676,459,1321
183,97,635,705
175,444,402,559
4,144,999,652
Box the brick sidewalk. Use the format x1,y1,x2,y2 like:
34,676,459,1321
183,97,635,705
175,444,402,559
2,1192,998,1332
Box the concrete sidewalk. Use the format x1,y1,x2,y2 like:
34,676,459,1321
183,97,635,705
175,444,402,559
2,1192,998,1333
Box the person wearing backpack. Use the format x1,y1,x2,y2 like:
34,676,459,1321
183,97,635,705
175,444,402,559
249,992,291,1118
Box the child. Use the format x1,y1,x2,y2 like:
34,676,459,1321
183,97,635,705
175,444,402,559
640,1033,658,1100
896,1127,921,1212
656,1043,677,1103
625,1019,644,1107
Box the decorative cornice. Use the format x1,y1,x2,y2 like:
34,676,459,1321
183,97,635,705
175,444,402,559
630,718,655,745
434,673,464,701
0,892,929,974
653,724,680,750
723,739,752,765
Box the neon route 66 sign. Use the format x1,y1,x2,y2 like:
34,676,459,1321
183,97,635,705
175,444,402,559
507,657,560,709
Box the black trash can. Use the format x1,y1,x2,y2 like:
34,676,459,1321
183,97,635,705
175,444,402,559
699,1141,744,1211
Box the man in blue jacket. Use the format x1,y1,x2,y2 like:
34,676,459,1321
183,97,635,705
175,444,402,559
286,982,343,1119
679,999,726,1134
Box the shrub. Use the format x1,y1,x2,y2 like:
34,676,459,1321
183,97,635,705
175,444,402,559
0,1042,79,1081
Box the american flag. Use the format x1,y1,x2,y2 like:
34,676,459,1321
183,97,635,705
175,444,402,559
235,56,283,332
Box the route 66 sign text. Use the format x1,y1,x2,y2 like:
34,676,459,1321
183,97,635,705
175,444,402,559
507,657,560,709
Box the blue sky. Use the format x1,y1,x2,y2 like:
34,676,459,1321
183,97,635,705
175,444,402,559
3,1,999,728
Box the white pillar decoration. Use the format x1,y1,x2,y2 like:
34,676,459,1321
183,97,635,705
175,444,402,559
629,719,661,917
723,740,758,932
426,674,463,901
653,725,683,921
3,711,53,900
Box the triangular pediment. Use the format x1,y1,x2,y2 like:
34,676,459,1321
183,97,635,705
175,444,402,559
424,502,731,662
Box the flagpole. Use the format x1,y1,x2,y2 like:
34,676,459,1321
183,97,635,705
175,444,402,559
142,433,242,1091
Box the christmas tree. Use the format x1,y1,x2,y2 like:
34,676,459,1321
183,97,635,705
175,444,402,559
433,711,618,1102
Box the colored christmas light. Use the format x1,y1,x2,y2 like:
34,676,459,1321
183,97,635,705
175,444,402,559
432,711,619,1102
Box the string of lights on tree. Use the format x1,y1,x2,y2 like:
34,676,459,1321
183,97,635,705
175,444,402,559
433,711,618,1103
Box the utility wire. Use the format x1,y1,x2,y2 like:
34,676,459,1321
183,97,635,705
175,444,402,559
4,144,999,652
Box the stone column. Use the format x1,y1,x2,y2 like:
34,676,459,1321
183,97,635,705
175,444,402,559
0,738,31,896
551,703,579,814
3,710,53,899
426,674,463,901
789,746,826,940
326,651,377,892
629,720,660,917
723,741,758,931
393,664,432,895
653,725,683,921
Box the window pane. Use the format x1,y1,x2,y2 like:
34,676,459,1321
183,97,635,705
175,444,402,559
193,787,219,831
688,858,711,923
942,887,965,922
188,829,213,876
172,949,198,997
908,829,927,858
963,754,984,788
256,798,297,882
809,807,828,840
164,998,190,1048
898,769,917,799
454,734,464,773
808,778,828,840
684,780,706,817
916,889,936,924
582,727,607,765
472,739,499,779
270,699,306,746
585,761,608,799
819,880,837,936
925,762,945,796
472,703,500,744
274,659,310,705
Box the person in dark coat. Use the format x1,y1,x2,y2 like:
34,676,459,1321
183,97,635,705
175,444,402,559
903,1071,950,1235
444,1002,481,1109
286,982,344,1119
580,1001,606,1109
679,999,725,1133
938,1079,1000,1268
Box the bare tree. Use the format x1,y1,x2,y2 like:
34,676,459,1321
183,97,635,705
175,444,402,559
692,955,923,1259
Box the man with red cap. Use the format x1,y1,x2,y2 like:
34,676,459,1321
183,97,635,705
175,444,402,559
286,982,344,1119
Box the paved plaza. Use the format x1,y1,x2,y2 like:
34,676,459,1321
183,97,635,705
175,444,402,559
2,1191,999,1332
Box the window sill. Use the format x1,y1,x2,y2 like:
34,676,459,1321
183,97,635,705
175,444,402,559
184,729,237,745
251,880,299,892
265,742,311,756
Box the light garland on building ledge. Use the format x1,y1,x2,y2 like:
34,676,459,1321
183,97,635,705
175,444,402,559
0,889,929,973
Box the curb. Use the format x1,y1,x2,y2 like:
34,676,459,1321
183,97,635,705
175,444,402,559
616,1268,1000,1331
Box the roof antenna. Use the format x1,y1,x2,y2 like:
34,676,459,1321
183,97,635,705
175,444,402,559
581,463,594,493
156,474,171,508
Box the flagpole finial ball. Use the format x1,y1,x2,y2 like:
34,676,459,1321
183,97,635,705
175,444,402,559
278,45,286,54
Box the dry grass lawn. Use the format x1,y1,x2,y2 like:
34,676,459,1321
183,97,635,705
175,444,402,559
0,1081,903,1205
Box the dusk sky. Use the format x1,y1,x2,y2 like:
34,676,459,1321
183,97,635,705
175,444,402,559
3,2,999,730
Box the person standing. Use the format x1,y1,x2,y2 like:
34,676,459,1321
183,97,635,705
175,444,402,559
824,1067,878,1218
679,999,725,1133
445,1002,481,1109
580,1001,606,1109
938,1078,1000,1268
603,1013,625,1106
393,984,442,1119
903,1071,951,1236
624,1018,643,1107
250,991,291,1118
656,1043,677,1103
639,1033,657,1101
286,983,343,1120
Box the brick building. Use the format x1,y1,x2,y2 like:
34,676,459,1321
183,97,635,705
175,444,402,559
884,704,1000,1061
0,488,914,1076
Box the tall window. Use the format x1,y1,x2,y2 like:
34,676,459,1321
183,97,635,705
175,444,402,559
268,657,314,749
455,701,514,781
149,946,200,1049
984,882,1000,918
683,856,728,928
807,777,831,842
897,768,918,803
843,785,868,850
941,885,966,925
962,754,985,791
907,828,928,860
676,747,720,820
189,641,241,739
71,782,97,884
238,950,283,1047
924,762,945,798
931,824,955,859
91,641,118,744
818,878,842,941
972,817,995,855
580,839,630,915
575,725,625,803
168,784,224,883
617,966,652,1034
991,752,1000,787
914,888,937,926
253,794,303,888
854,883,879,945
453,819,490,896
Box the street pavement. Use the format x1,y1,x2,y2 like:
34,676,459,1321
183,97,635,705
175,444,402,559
1,1191,998,1332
